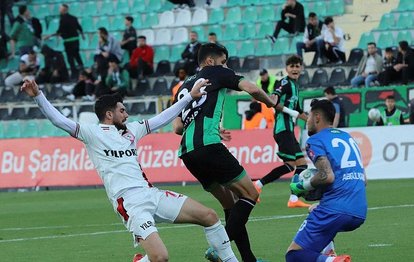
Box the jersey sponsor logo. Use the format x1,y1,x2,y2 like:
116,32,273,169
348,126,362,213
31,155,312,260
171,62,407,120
140,220,154,230
103,149,138,158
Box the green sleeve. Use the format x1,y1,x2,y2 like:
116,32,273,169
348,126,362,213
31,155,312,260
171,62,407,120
10,22,21,40
120,70,130,90
105,74,113,87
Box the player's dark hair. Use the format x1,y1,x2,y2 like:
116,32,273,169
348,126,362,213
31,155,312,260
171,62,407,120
286,55,303,66
308,12,317,18
386,95,395,100
324,16,334,25
324,86,336,95
125,16,134,23
367,42,376,47
310,99,335,124
95,94,124,121
197,43,228,65
98,27,108,36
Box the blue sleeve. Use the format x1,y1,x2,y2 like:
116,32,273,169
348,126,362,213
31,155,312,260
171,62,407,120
306,136,326,163
333,103,340,114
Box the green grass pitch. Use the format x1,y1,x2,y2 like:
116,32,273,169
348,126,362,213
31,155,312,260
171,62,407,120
0,179,413,261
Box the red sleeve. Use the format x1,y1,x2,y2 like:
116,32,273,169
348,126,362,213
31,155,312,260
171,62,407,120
129,48,139,67
142,47,154,68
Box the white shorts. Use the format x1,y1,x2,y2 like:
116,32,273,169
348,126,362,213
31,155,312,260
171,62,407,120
114,187,188,245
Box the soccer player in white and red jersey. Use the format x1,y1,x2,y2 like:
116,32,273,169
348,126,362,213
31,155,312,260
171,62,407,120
21,79,239,262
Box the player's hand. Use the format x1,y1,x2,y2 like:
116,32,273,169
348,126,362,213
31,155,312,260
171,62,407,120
20,79,40,97
308,203,319,213
219,128,232,141
290,181,307,196
190,78,209,99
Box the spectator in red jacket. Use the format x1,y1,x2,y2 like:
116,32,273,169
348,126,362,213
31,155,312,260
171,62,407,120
128,35,154,79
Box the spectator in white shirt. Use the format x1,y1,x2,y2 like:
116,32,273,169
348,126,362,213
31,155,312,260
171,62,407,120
296,12,325,66
322,17,345,64
5,49,40,90
351,42,383,87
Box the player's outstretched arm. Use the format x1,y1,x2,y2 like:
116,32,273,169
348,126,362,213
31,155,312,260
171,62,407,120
238,80,277,108
21,80,77,136
312,156,335,187
147,79,209,132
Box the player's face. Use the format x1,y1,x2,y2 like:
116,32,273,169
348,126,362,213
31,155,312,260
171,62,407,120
206,54,227,67
286,63,302,80
307,111,317,136
385,98,395,111
112,102,129,130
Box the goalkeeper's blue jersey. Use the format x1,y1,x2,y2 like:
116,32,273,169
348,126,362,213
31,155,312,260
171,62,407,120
306,128,367,219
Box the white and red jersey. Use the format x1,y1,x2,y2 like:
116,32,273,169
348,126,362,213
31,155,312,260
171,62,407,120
75,121,152,202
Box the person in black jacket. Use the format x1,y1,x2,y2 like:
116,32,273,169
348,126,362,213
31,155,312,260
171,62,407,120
45,4,84,79
120,16,137,57
36,45,69,84
181,31,201,75
394,41,414,84
296,12,325,65
267,0,305,43
0,0,14,36
377,47,398,86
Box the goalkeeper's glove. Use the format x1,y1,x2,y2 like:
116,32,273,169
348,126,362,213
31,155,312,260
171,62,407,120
290,180,314,196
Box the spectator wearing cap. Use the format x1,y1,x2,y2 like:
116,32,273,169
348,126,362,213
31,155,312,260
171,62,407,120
351,42,382,87
296,12,325,66
5,49,40,89
120,16,137,57
243,101,267,130
128,35,154,79
377,47,398,86
181,31,201,74
394,40,414,84
256,69,277,94
44,4,84,80
94,27,124,78
10,5,42,57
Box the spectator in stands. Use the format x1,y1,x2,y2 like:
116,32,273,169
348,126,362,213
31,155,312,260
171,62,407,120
324,86,346,127
375,95,405,126
256,68,277,94
120,16,137,57
351,42,382,87
0,0,14,36
10,5,42,57
394,40,414,85
5,49,40,90
128,35,154,79
36,45,69,84
66,69,96,101
208,32,218,44
181,31,201,74
0,33,7,59
266,0,305,43
94,27,124,79
322,16,345,64
377,47,397,86
171,67,188,103
168,0,196,8
296,12,325,66
45,4,84,80
243,101,267,130
98,56,129,98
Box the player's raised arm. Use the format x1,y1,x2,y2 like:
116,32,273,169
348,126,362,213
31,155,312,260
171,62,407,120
312,156,335,186
238,79,277,108
21,79,77,136
147,79,209,132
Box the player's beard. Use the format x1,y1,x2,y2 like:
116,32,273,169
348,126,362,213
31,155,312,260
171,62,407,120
114,120,127,131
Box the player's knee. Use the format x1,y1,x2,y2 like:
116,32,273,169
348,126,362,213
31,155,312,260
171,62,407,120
202,208,219,226
148,253,169,262
246,189,259,202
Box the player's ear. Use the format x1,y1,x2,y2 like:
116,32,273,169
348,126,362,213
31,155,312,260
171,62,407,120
105,110,113,121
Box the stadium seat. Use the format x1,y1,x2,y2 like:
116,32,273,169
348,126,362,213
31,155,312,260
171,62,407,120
155,46,170,63
131,0,146,13
147,1,162,12
83,1,98,17
154,60,172,76
224,41,238,57
22,120,40,138
173,59,187,75
115,0,130,15
208,9,224,24
47,85,66,100
147,102,156,114
243,6,258,23
377,13,395,30
309,68,328,88
257,21,275,39
191,26,206,42
34,4,51,19
130,102,148,114
377,31,395,49
9,108,26,120
329,67,347,86
224,7,242,24
27,107,45,119
16,90,32,102
191,8,208,25
155,28,172,45
396,12,414,29
396,30,413,44
327,0,345,16
313,2,327,17
99,0,114,15
172,27,189,45
239,40,255,57
298,69,310,88
259,5,275,22
157,11,175,28
272,37,290,55
170,45,186,62
255,39,272,56
0,108,9,120
78,105,94,113
397,0,414,11
141,29,155,45
347,68,358,84
208,24,223,40
142,13,159,28
358,32,375,49
152,77,170,95
131,14,143,29
346,48,364,66
241,55,260,71
175,9,191,27
131,79,150,97
227,56,241,71
226,0,243,7
95,16,110,29
222,24,241,41
0,88,16,103
241,23,256,40
3,121,22,139
79,17,94,33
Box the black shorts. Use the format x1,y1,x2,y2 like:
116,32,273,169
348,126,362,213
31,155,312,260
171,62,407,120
274,131,304,161
181,143,246,192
